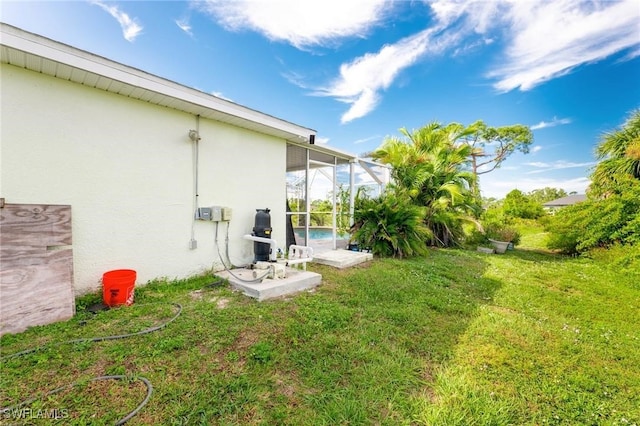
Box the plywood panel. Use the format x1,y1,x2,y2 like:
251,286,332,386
0,204,72,249
0,204,75,336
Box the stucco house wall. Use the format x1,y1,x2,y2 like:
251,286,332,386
1,47,294,294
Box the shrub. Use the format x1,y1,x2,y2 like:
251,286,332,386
588,244,640,272
462,225,490,248
545,180,640,253
351,192,432,258
546,222,581,254
483,203,506,225
502,189,545,219
485,224,521,245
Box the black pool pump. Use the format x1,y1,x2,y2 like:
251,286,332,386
252,208,272,262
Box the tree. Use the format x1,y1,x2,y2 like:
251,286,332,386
590,109,640,197
462,120,534,182
372,122,478,246
327,184,352,233
527,187,568,204
502,189,544,219
309,199,332,226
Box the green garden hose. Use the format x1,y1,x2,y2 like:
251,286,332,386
0,302,182,424
2,375,153,426
0,303,182,361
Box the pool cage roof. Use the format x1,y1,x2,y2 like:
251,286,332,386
286,142,389,187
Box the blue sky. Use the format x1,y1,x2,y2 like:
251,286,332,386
2,0,639,198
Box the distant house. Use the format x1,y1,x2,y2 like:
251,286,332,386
543,194,587,212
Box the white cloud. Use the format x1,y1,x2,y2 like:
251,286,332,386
341,88,381,124
211,91,233,102
452,37,493,57
530,117,572,130
353,135,381,145
621,46,640,62
312,28,457,123
200,0,639,122
430,0,504,34
530,146,543,154
485,0,640,91
199,0,390,49
428,1,639,92
176,18,193,36
316,0,638,122
197,0,450,123
92,1,142,42
524,160,597,174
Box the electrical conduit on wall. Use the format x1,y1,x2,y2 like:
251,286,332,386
189,115,201,250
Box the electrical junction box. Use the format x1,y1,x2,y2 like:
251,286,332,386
221,207,232,221
197,206,231,221
196,207,212,221
211,206,222,222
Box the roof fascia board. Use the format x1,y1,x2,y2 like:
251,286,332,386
287,139,356,161
0,23,314,139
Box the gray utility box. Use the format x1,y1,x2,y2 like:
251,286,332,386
196,206,232,221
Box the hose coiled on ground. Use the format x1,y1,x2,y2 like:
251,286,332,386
0,302,182,424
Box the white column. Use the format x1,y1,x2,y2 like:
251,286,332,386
349,160,356,227
332,158,337,250
305,148,310,246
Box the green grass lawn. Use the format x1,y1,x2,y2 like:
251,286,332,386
1,244,639,425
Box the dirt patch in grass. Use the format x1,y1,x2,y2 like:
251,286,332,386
189,289,206,300
488,305,519,316
189,290,231,309
215,297,230,309
419,365,439,403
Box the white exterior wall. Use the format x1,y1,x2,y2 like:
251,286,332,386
1,64,286,294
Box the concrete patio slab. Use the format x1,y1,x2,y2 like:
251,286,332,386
216,267,321,301
312,249,373,269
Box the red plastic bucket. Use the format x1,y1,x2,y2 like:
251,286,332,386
102,269,136,307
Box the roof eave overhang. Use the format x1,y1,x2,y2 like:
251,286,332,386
0,23,315,143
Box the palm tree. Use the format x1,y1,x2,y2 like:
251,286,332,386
372,122,478,246
591,109,640,197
